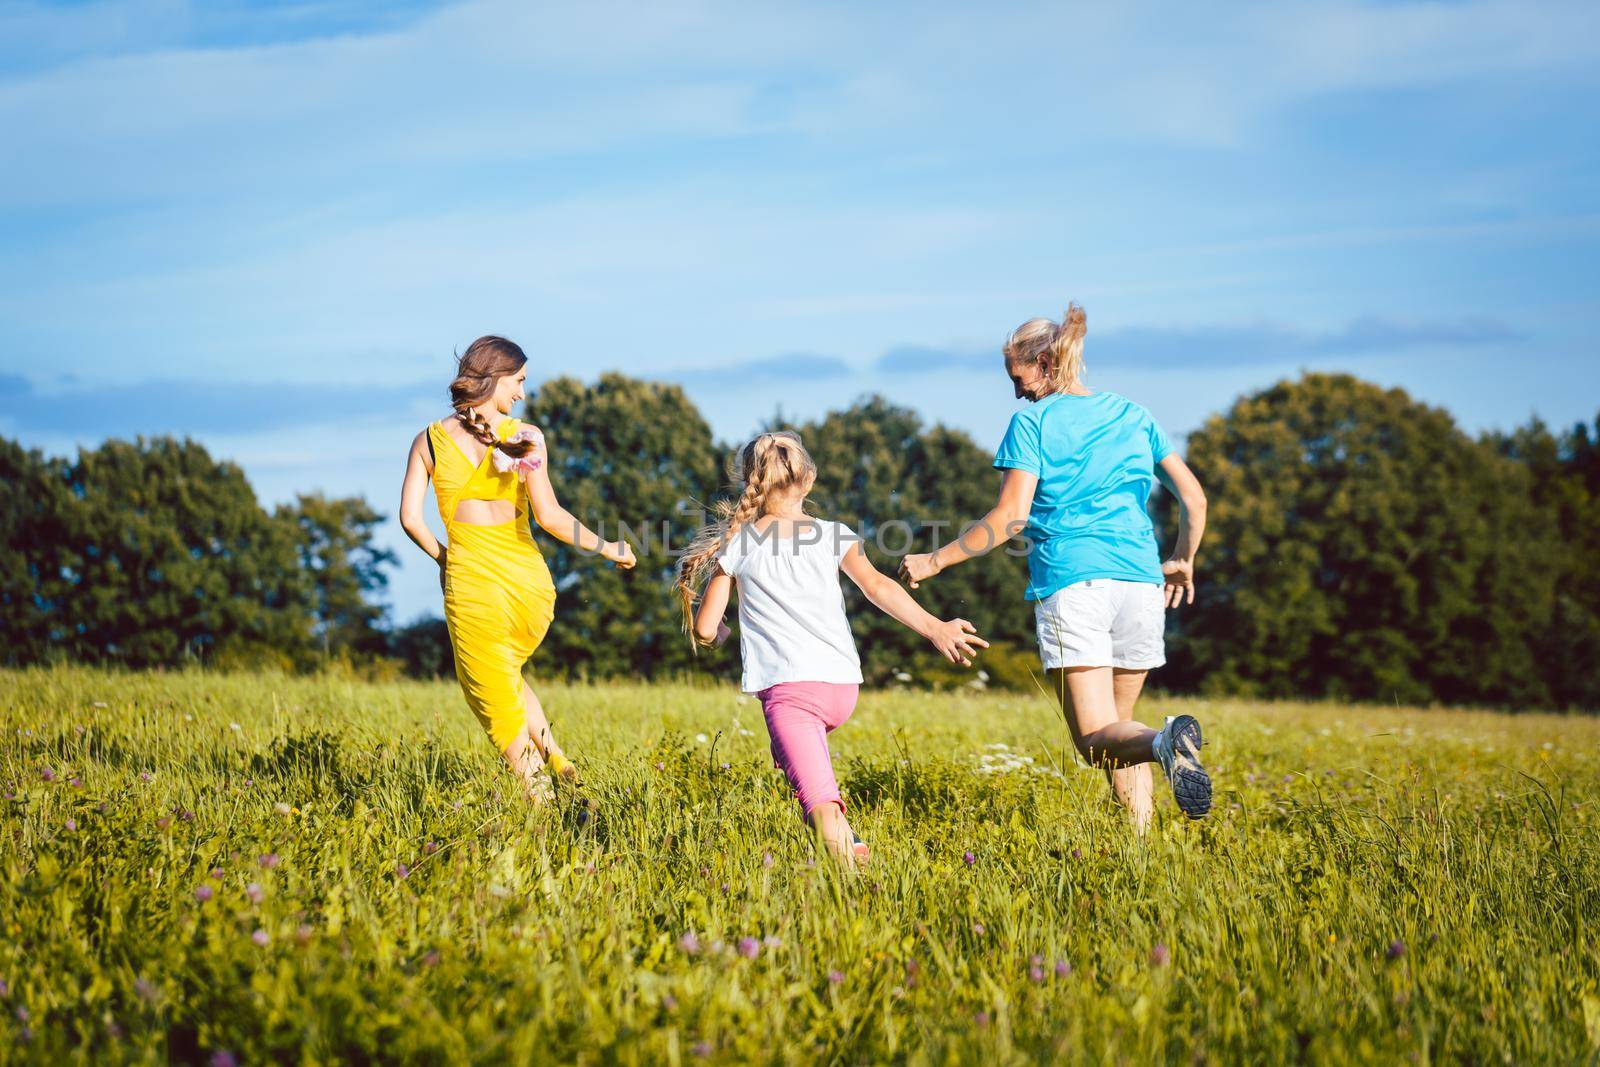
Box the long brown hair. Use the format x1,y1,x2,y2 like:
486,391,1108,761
1004,303,1088,394
673,431,817,645
449,335,536,458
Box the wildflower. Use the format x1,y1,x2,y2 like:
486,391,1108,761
229,723,241,732
975,1010,990,1027
259,853,279,869
245,883,265,904
140,773,152,783
251,930,270,947
762,852,774,868
210,1050,237,1067
654,761,665,771
40,768,55,783
1055,959,1071,977
1386,939,1406,961
972,922,985,936
424,841,439,855
737,937,759,959
763,934,781,950
155,817,170,830
678,932,701,955
894,671,912,683
692,1041,711,1058
828,969,845,985
70,778,82,788
695,733,709,744
963,851,976,866
1029,965,1045,983
134,977,158,1003
195,885,213,902
184,714,193,722
719,762,730,770
396,863,410,880
63,818,76,831
1150,944,1170,967
421,949,439,966
211,867,224,879
297,924,314,946
180,809,195,822
662,994,678,1011
1070,847,1083,860
274,803,292,815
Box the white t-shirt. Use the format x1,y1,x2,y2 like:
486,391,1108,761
716,519,865,693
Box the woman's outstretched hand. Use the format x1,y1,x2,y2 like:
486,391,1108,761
1161,558,1195,608
928,618,988,666
606,540,638,570
898,552,941,589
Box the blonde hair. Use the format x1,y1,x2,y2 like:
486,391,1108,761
1003,303,1087,394
673,431,817,645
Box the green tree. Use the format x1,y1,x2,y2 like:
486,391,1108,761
521,374,730,679
389,617,455,678
777,396,1035,685
0,439,75,664
61,437,314,667
1492,413,1600,710
276,493,397,658
1166,373,1558,706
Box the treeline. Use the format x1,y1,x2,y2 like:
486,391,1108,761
2,371,1595,710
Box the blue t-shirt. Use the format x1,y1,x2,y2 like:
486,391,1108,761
992,391,1173,601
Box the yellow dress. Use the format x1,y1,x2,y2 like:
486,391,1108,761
429,417,557,751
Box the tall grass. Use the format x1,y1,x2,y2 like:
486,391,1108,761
2,667,1597,1063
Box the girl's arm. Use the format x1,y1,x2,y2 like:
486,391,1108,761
1154,452,1207,608
692,569,735,648
399,431,446,579
523,436,637,569
897,468,1037,588
841,544,988,665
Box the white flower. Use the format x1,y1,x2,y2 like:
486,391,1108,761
491,427,545,474
229,723,242,732
893,671,912,683
696,733,709,744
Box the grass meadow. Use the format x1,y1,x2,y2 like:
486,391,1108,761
2,667,1597,1064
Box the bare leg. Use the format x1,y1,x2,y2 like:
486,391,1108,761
1110,669,1153,832
501,728,553,803
1051,666,1158,830
808,802,864,867
519,680,560,761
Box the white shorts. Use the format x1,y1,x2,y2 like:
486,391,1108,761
1034,579,1166,671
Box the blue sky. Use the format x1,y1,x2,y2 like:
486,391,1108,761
3,0,1597,624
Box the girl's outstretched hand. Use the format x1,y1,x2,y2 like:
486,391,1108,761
928,618,988,666
606,540,638,570
898,552,941,588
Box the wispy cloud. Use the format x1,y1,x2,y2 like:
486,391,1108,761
663,353,853,388
0,374,436,440
873,316,1527,374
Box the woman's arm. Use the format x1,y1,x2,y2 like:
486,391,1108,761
692,569,735,648
1154,452,1207,608
897,468,1038,589
842,544,988,665
522,437,637,569
399,431,446,569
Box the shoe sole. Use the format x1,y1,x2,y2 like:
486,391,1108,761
1165,715,1212,820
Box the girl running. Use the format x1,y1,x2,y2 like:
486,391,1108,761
675,431,987,865
399,336,636,801
898,305,1211,831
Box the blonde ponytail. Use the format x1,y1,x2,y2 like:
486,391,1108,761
1004,302,1087,394
674,431,816,645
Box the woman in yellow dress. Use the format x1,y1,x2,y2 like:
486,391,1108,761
399,336,636,800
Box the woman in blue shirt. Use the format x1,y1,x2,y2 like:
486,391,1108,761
899,304,1212,829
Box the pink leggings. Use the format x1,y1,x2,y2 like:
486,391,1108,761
757,681,860,817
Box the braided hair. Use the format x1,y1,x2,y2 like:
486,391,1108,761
674,431,817,645
448,336,538,459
